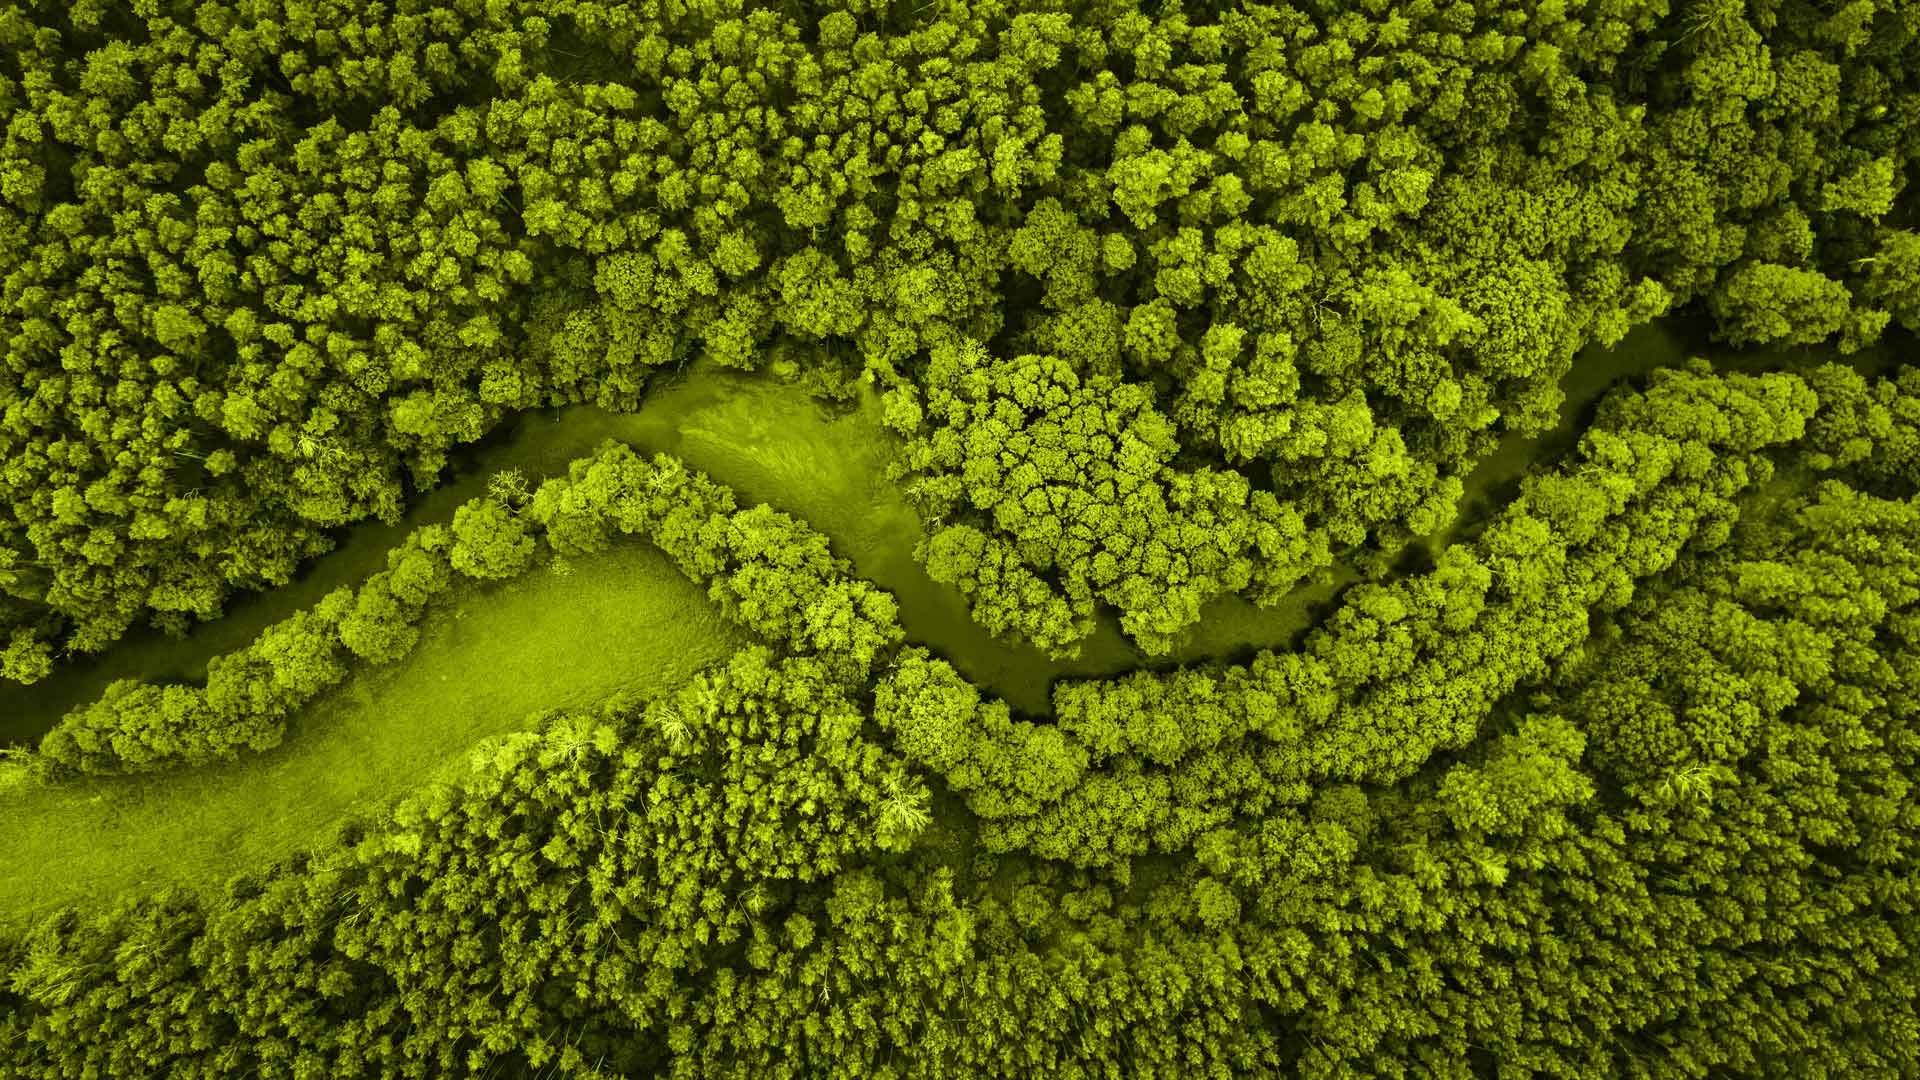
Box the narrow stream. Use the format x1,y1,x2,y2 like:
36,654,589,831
3,316,1909,741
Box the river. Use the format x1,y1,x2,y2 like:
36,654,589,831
2,316,1910,742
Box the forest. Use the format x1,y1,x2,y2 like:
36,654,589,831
0,0,1917,1075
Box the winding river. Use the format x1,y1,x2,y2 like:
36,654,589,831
2,316,1909,741
0,315,1908,923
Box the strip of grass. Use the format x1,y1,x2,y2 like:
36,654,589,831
16,322,1796,924
0,546,750,929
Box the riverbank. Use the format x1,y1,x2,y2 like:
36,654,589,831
1,315,1908,925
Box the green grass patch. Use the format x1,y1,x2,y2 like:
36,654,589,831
0,545,750,929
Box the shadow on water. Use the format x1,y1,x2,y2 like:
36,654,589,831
4,316,1913,742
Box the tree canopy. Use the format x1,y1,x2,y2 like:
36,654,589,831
3,0,1919,1076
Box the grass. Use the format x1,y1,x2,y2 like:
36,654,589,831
0,546,751,929
0,369,904,928
12,319,1877,926
0,752,33,798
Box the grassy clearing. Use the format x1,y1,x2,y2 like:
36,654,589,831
0,546,750,928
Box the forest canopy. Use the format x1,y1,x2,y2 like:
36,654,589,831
2,0,1918,1076
1,0,1916,671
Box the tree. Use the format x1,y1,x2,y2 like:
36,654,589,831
338,575,423,665
896,344,1329,655
1708,262,1853,347
1861,229,1920,333
449,499,536,581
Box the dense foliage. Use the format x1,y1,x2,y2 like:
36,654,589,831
4,0,1919,1076
32,444,900,775
3,0,1917,671
896,342,1331,654
5,363,1918,1076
